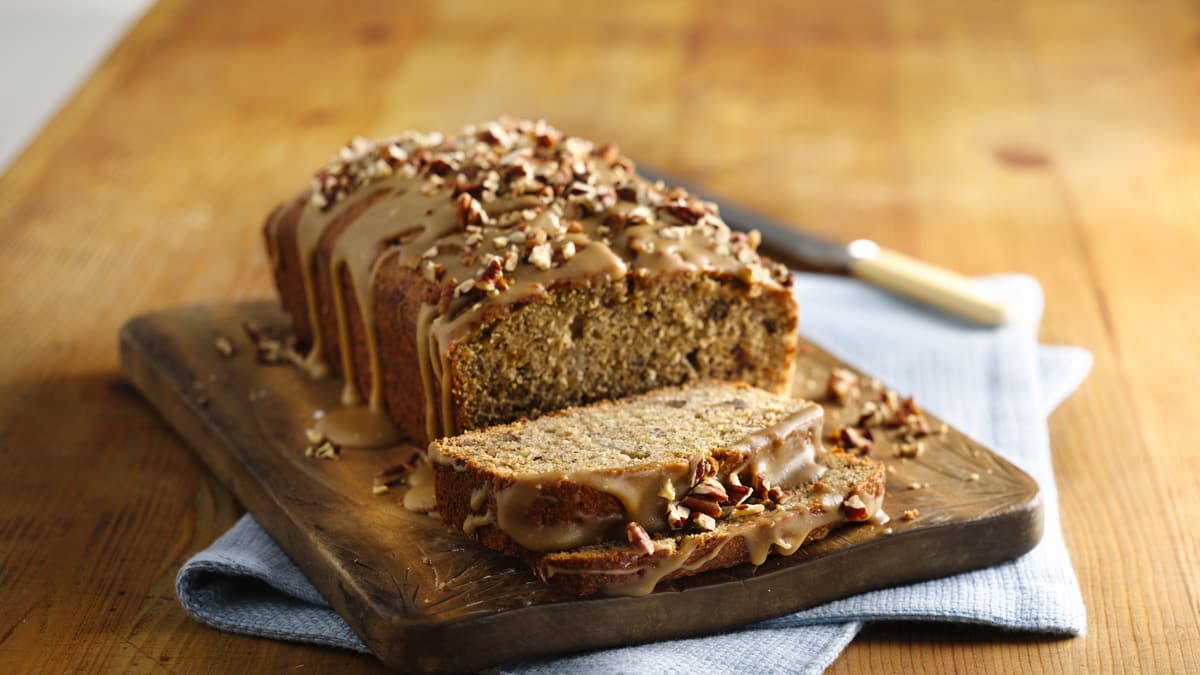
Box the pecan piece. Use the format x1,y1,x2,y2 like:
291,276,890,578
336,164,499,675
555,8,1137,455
855,400,885,427
766,485,792,503
726,483,753,506
475,257,508,293
615,183,640,203
690,477,729,503
731,503,765,518
659,201,705,225
900,413,932,440
691,456,717,484
455,192,488,229
842,494,871,521
625,522,655,556
527,242,553,270
666,502,691,530
826,367,860,404
214,336,235,358
680,495,723,518
312,441,340,461
835,426,874,455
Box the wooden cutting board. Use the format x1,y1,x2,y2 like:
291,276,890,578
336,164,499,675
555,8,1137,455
119,301,1042,672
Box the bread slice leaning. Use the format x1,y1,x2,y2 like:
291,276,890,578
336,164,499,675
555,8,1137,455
429,382,827,556
531,449,886,596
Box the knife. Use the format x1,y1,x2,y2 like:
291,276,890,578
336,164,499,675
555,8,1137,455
637,167,1010,326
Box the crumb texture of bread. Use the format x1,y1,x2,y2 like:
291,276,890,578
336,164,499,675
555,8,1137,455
263,118,798,446
449,274,797,431
433,382,815,477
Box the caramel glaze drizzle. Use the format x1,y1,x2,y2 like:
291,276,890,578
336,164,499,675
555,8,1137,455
539,481,885,597
266,118,792,447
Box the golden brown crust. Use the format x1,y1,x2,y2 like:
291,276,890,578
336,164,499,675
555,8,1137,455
264,196,312,349
373,263,440,445
532,523,842,597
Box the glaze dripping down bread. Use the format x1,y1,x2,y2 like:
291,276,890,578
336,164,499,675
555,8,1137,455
263,118,798,445
535,449,885,596
429,382,885,596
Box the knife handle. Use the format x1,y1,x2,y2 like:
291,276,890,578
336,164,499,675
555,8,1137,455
849,245,1010,326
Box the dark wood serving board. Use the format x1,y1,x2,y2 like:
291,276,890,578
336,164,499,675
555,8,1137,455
119,302,1042,672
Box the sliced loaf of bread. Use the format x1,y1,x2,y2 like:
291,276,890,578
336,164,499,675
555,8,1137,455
429,382,827,556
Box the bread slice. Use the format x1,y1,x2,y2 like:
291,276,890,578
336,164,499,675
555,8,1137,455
430,382,829,555
533,449,885,596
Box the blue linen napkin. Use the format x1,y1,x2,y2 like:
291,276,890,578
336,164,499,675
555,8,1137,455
176,274,1090,673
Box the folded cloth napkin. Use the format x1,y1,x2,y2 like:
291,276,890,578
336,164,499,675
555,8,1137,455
177,274,1090,673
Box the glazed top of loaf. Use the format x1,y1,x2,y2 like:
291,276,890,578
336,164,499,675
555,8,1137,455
272,117,791,321
265,118,795,437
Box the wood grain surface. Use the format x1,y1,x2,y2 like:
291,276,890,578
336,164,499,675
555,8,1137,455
0,0,1197,672
118,301,1041,671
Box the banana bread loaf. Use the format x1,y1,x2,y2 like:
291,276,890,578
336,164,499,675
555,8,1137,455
263,118,798,446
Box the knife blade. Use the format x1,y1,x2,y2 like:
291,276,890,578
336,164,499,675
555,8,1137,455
636,166,1010,326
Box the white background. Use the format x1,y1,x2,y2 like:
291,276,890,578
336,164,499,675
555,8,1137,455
0,0,153,172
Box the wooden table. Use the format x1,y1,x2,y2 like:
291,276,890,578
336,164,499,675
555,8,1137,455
1,0,1196,671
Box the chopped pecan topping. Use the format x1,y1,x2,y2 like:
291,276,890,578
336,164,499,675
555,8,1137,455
527,242,553,270
214,336,235,358
456,193,489,229
594,143,621,164
294,117,796,330
691,456,718,484
625,522,655,555
726,483,753,506
833,426,874,455
311,441,340,461
766,485,792,503
615,183,640,202
842,494,871,521
855,400,885,427
475,257,508,293
691,512,717,531
680,495,723,518
666,502,691,530
689,477,729,502
827,368,860,404
372,449,425,487
731,503,765,518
